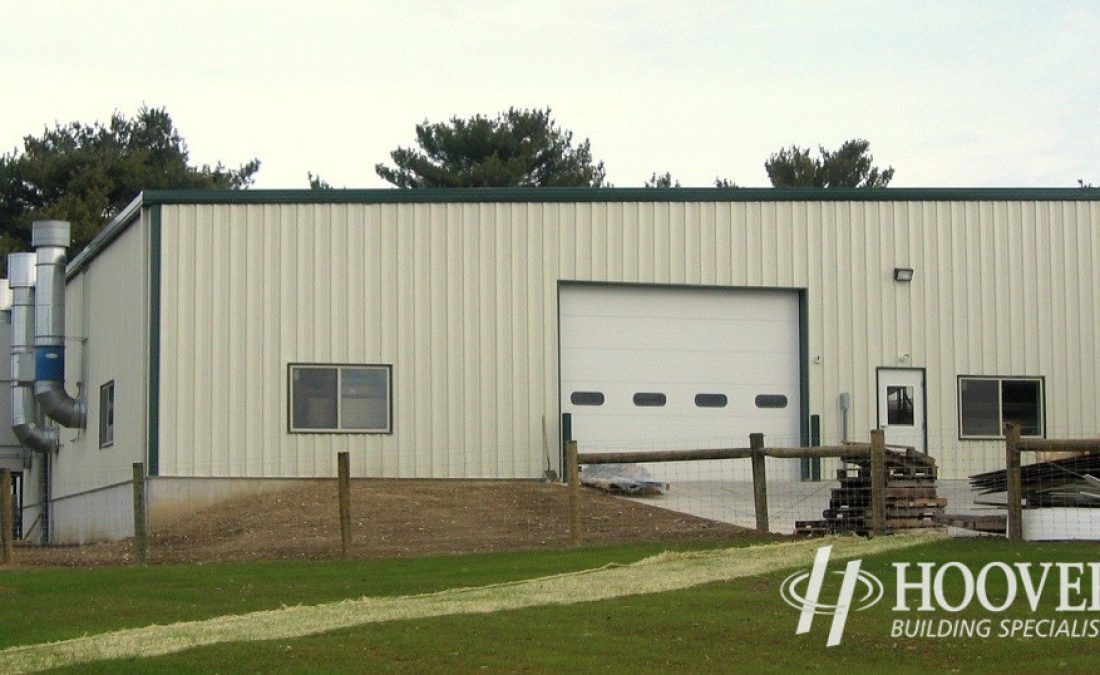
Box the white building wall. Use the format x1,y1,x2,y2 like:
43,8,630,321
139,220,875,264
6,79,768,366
45,212,150,542
156,198,1100,482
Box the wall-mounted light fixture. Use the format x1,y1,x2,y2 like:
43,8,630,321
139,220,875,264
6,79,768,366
893,267,914,282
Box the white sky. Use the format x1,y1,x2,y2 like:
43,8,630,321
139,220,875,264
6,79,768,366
1,1,1097,189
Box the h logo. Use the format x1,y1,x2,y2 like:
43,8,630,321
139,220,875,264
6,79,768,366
779,545,884,646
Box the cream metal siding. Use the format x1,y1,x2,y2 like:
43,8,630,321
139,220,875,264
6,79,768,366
156,199,1100,480
46,211,150,542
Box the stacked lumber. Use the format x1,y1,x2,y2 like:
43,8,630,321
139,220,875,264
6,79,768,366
969,454,1100,508
795,448,945,536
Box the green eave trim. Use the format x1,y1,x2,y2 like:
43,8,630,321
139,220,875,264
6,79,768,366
141,186,1100,206
147,205,161,477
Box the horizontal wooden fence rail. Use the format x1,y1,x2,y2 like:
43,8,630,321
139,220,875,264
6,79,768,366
575,445,872,465
1004,422,1100,542
567,430,888,543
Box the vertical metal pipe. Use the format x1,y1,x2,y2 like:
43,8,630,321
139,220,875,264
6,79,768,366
8,253,57,453
32,221,85,429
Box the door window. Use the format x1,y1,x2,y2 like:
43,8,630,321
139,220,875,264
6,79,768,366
886,386,915,426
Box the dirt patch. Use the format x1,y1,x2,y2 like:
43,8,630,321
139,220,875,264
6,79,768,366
11,480,771,567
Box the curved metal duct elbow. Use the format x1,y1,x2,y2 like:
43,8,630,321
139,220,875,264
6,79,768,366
32,221,86,429
8,253,58,453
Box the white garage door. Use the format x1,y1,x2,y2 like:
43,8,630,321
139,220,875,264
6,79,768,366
560,284,802,482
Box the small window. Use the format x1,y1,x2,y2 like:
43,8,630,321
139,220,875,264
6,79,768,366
755,395,788,409
290,364,392,433
99,381,115,448
958,376,1043,438
695,394,728,408
572,391,607,406
886,386,915,426
633,392,667,407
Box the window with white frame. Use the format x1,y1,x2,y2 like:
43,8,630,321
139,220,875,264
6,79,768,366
99,381,115,447
289,364,392,433
958,376,1044,438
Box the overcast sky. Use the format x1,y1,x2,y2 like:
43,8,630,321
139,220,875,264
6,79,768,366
2,1,1097,189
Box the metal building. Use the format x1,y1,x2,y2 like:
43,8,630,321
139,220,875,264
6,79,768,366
3,187,1098,543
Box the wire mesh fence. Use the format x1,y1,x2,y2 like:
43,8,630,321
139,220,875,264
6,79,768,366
7,420,1099,564
570,424,1100,542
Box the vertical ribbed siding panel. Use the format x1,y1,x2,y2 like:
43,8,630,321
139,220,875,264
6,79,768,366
715,203,732,286
509,204,528,476
426,204,446,475
491,204,511,476
411,203,430,475
330,205,350,471
1048,202,1069,436
1086,203,1095,439
476,204,498,477
1062,202,1082,434
542,203,560,475
805,204,826,438
460,203,480,477
396,204,417,476
346,206,367,473
664,202,682,283
607,203,624,283
526,203,546,478
260,204,281,477
226,206,246,475
194,205,216,476
163,207,185,476
279,205,298,476
445,203,465,477
621,202,638,282
818,203,838,440
1081,203,1099,436
698,202,716,286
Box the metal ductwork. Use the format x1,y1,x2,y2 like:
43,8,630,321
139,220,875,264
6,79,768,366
32,220,86,429
8,253,58,453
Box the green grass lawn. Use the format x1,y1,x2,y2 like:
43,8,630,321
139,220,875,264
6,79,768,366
0,538,749,650
5,537,1100,673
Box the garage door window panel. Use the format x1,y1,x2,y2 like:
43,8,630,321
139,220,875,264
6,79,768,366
633,393,667,407
695,394,727,408
570,391,605,406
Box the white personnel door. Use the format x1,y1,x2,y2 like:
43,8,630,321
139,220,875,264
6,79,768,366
877,368,926,453
559,284,802,482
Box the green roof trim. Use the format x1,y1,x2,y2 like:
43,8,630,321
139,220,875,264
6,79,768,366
142,186,1100,206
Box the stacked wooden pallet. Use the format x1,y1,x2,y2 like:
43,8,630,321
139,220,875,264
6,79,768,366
969,454,1100,508
795,448,945,536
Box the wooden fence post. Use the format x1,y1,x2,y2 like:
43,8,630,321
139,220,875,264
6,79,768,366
869,429,886,537
132,462,147,565
1,468,13,565
1004,422,1023,542
750,433,768,533
567,440,581,546
338,452,352,558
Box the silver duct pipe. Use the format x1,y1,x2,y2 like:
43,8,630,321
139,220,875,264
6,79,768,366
8,253,58,453
0,280,11,315
33,220,85,429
